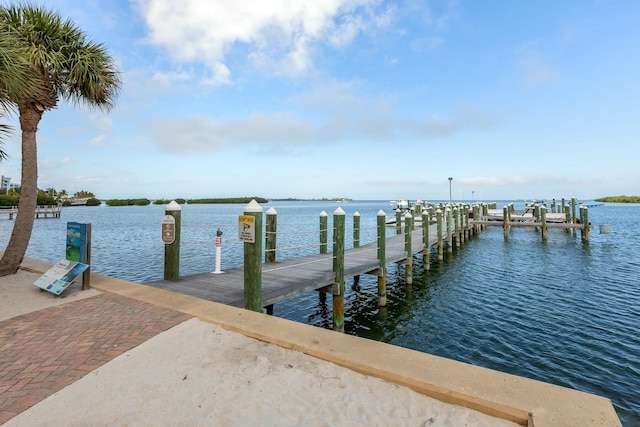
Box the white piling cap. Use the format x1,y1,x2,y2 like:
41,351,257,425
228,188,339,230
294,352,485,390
404,212,412,218
320,210,328,217
353,211,360,217
244,199,263,213
165,200,181,211
266,207,277,215
377,209,386,216
333,207,345,215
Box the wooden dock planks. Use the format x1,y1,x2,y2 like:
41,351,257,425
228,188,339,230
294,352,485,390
145,224,439,309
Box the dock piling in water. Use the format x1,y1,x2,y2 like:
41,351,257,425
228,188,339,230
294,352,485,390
404,212,413,285
319,211,328,254
395,209,402,235
243,200,263,313
503,206,508,239
163,201,181,281
265,208,277,263
332,207,346,332
437,209,444,261
422,209,430,271
377,210,387,307
541,206,548,241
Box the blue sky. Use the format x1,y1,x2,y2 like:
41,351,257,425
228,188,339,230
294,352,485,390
1,0,639,201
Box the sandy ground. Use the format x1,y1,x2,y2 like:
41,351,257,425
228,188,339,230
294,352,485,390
1,269,517,427
0,269,101,322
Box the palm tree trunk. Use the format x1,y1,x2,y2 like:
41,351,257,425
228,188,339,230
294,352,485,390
0,106,42,276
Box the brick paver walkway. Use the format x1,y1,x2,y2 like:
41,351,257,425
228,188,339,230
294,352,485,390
0,293,192,425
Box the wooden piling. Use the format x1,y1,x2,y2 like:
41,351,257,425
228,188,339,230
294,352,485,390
353,211,360,284
243,200,263,313
395,209,402,235
581,206,590,241
404,212,413,285
446,208,453,254
437,209,444,261
319,211,328,254
541,206,548,241
377,210,387,307
353,211,360,248
454,206,461,248
503,206,509,239
265,207,277,263
332,207,346,332
422,209,430,271
571,197,577,235
163,201,181,281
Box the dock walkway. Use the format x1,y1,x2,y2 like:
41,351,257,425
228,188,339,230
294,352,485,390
145,225,438,308
0,204,62,219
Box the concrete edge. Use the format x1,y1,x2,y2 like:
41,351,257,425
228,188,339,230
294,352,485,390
19,258,622,427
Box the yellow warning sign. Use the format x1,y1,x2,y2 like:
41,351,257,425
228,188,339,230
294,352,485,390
238,215,255,243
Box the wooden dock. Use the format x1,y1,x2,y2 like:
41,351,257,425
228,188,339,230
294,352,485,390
146,225,438,308
0,205,62,219
145,199,590,326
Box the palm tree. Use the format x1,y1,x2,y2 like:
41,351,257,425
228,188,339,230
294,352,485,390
0,18,47,157
0,4,120,276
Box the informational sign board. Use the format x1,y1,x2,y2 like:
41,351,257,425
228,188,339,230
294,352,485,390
161,215,176,244
33,259,89,295
66,222,88,263
238,215,255,243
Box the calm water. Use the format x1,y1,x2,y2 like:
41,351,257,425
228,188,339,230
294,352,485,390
1,200,638,426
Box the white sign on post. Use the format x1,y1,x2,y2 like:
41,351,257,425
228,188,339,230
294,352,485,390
238,215,255,243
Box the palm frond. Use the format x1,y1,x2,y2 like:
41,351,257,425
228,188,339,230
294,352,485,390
0,2,121,111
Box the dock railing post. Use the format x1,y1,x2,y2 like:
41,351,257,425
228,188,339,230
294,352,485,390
163,201,181,281
404,212,413,285
377,210,387,307
541,206,548,241
319,211,328,254
564,205,571,233
265,207,277,263
332,207,346,332
437,209,444,261
395,209,402,235
243,200,263,313
422,209,430,271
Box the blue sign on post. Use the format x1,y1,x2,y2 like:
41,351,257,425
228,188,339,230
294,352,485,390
66,222,88,263
33,222,91,295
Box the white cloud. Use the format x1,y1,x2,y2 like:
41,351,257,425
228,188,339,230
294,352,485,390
147,112,317,153
134,0,388,83
144,81,507,153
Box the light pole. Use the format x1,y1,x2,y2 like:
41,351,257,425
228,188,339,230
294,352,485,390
472,190,475,201
448,177,453,203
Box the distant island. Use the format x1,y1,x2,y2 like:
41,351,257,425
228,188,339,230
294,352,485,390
595,195,640,203
271,197,352,202
101,197,270,206
149,197,269,205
